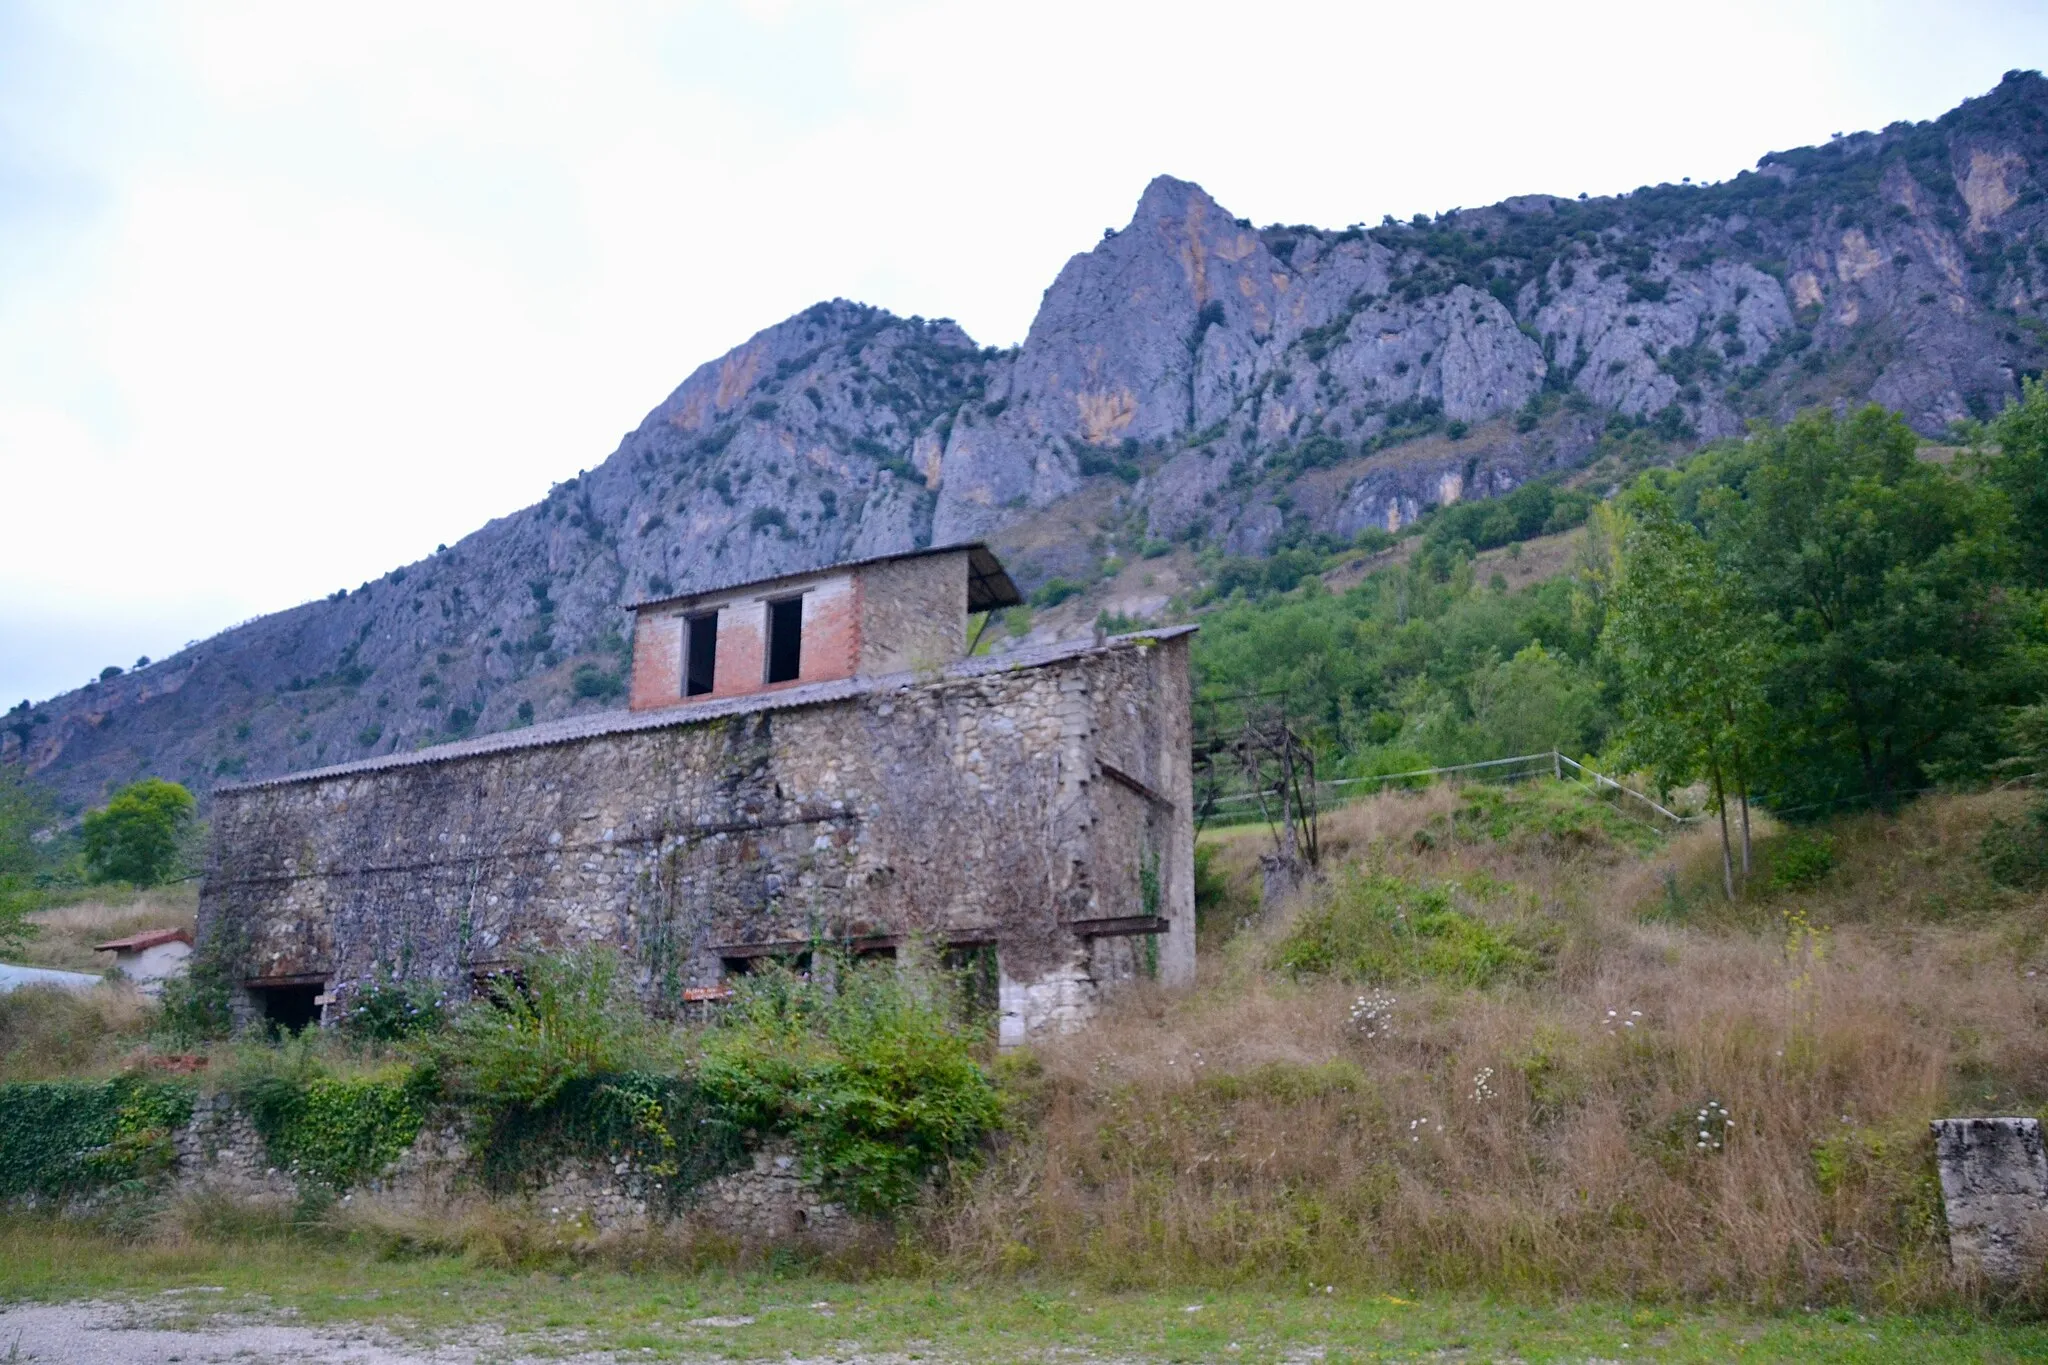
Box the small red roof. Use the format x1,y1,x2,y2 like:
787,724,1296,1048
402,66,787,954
94,927,193,953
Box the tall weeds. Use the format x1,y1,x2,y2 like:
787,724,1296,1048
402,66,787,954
941,783,2048,1307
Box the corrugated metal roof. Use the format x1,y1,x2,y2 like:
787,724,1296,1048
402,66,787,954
623,541,1022,613
216,625,1196,795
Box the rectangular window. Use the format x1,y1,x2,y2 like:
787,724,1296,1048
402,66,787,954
765,595,803,683
684,611,718,696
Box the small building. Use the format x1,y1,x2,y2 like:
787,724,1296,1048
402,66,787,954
93,927,193,995
199,543,1196,1043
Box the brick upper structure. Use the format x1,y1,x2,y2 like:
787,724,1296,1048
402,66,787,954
625,544,1021,712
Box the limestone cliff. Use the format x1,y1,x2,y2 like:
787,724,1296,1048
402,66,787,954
12,72,2048,808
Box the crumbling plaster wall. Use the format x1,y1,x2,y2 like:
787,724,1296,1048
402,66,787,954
202,634,1194,1037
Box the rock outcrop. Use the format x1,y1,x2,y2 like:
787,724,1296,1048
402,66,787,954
12,72,2048,808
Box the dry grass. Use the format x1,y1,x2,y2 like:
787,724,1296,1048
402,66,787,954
18,886,196,973
943,782,2048,1308
0,982,155,1081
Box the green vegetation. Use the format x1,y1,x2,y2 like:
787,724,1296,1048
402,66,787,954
1272,870,1538,987
698,958,1004,1214
438,948,665,1111
0,762,51,950
6,1223,2043,1365
1191,389,2048,856
570,661,625,700
1419,476,1593,558
1,947,1002,1221
239,1070,430,1191
1192,564,1606,771
80,777,195,887
0,1077,193,1196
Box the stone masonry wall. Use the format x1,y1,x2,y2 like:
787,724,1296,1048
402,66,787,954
160,1095,856,1246
854,550,967,676
203,632,1194,1037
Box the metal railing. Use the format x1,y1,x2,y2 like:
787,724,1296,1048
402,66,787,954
1200,749,1700,827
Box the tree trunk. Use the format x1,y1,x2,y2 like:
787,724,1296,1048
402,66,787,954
1738,789,1753,878
1710,752,1735,901
1737,758,1753,878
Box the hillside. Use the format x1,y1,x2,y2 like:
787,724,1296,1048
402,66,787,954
12,71,2048,810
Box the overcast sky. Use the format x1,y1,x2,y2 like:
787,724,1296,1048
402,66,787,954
3,0,2045,707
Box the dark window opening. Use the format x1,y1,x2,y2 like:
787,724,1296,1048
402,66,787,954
251,982,322,1035
721,950,810,978
471,967,527,1008
685,611,718,696
765,596,803,684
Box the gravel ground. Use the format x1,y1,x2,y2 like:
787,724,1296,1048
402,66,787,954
0,1298,520,1363
0,1296,951,1365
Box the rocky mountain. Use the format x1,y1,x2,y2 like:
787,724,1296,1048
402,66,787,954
12,72,2048,810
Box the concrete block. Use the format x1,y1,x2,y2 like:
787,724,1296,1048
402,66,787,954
1932,1117,2048,1282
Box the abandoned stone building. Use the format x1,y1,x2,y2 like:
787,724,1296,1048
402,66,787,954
199,543,1196,1045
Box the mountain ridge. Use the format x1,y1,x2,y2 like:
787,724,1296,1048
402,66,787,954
12,71,2048,809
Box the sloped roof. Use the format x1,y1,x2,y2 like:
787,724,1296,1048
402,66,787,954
94,928,194,953
624,542,1022,614
216,625,1195,795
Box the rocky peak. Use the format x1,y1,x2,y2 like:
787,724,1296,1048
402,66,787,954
15,75,2048,809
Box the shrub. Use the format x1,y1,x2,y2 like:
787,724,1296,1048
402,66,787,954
697,956,1003,1215
437,948,660,1112
337,974,449,1042
1031,577,1085,609
1769,831,1837,889
1981,796,2048,888
155,955,236,1046
570,663,624,700
1272,871,1537,988
81,778,195,886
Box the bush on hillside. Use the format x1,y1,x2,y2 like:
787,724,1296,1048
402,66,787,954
1768,831,1837,889
1981,796,2048,888
1272,871,1537,987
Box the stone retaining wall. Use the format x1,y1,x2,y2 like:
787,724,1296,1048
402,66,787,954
155,1093,856,1246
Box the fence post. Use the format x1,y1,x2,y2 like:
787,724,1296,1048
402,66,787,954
1553,749,1562,782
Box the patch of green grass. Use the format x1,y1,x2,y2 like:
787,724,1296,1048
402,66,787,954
1422,780,1669,855
1271,870,1540,987
1,1217,2041,1362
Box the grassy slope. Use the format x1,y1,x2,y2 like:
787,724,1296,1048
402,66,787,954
939,783,2048,1307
